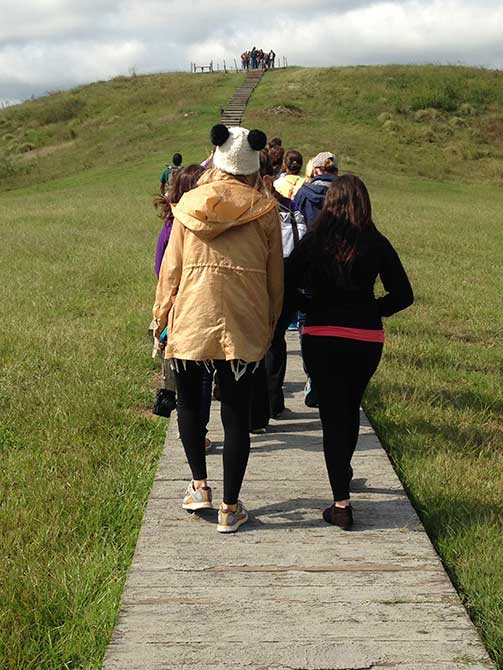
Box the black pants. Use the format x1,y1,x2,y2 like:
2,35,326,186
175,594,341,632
265,305,295,416
250,359,270,431
302,335,383,501
174,361,253,505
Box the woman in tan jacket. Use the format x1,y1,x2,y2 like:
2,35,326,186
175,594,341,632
153,124,283,533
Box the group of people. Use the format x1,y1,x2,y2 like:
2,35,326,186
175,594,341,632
152,124,413,533
241,47,276,70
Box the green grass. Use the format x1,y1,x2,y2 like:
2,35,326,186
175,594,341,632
0,72,242,669
1,65,503,668
0,71,244,189
246,65,503,183
247,67,503,667
366,177,503,664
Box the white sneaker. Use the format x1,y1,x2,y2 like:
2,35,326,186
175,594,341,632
217,501,249,533
182,482,213,512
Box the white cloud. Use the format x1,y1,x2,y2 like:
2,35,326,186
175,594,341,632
0,40,145,89
0,0,501,103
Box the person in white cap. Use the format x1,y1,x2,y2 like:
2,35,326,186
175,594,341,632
294,151,338,229
153,124,283,533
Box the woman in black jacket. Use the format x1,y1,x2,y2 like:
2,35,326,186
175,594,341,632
285,175,413,529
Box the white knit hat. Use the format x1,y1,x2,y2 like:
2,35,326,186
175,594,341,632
210,124,267,176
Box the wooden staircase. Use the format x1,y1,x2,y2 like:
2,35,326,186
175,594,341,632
220,70,264,127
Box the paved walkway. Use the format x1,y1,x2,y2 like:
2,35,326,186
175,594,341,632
105,335,494,670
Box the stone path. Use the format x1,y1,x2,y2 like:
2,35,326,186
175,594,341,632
220,70,263,127
104,335,494,670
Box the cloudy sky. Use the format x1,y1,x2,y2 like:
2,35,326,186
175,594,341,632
1,0,502,104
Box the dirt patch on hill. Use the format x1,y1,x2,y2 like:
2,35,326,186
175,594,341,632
18,140,76,161
264,105,303,117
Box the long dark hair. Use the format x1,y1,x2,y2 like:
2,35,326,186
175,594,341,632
154,163,205,220
311,174,377,283
269,145,285,177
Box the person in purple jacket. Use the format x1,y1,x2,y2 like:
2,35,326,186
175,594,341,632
153,165,214,449
154,164,205,278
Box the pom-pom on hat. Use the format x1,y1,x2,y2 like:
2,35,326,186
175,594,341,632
210,124,267,176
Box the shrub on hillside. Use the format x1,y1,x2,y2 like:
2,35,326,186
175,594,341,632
38,96,86,125
458,103,477,116
416,126,436,143
378,112,393,123
19,143,36,153
480,117,503,146
0,95,86,128
0,153,18,178
383,119,401,132
24,128,50,148
411,84,460,112
414,108,441,123
449,116,467,128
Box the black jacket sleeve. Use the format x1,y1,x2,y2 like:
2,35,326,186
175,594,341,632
376,236,414,317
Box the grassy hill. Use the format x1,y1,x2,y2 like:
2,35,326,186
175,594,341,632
0,71,244,190
246,64,503,183
1,66,502,669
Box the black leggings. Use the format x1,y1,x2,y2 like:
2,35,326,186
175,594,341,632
265,304,296,416
174,360,254,505
302,335,383,501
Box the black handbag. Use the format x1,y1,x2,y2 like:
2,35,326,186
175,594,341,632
152,389,177,418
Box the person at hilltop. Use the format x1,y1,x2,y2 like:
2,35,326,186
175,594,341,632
274,149,304,199
241,51,251,70
250,46,258,69
269,49,276,69
153,124,283,534
294,151,338,229
285,175,413,529
160,152,183,195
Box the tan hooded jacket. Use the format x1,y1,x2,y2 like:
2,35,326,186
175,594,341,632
153,170,284,363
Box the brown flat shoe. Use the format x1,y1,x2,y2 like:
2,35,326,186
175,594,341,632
322,504,353,530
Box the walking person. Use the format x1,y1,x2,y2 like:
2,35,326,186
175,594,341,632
269,145,285,179
153,124,283,533
274,149,305,199
262,176,307,418
285,175,413,529
159,152,183,195
294,151,338,228
153,165,214,449
294,151,339,406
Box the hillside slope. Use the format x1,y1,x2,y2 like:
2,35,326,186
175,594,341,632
0,66,502,670
247,65,503,183
0,71,244,190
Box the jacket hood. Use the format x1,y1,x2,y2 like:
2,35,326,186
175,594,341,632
173,169,277,240
295,174,337,207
